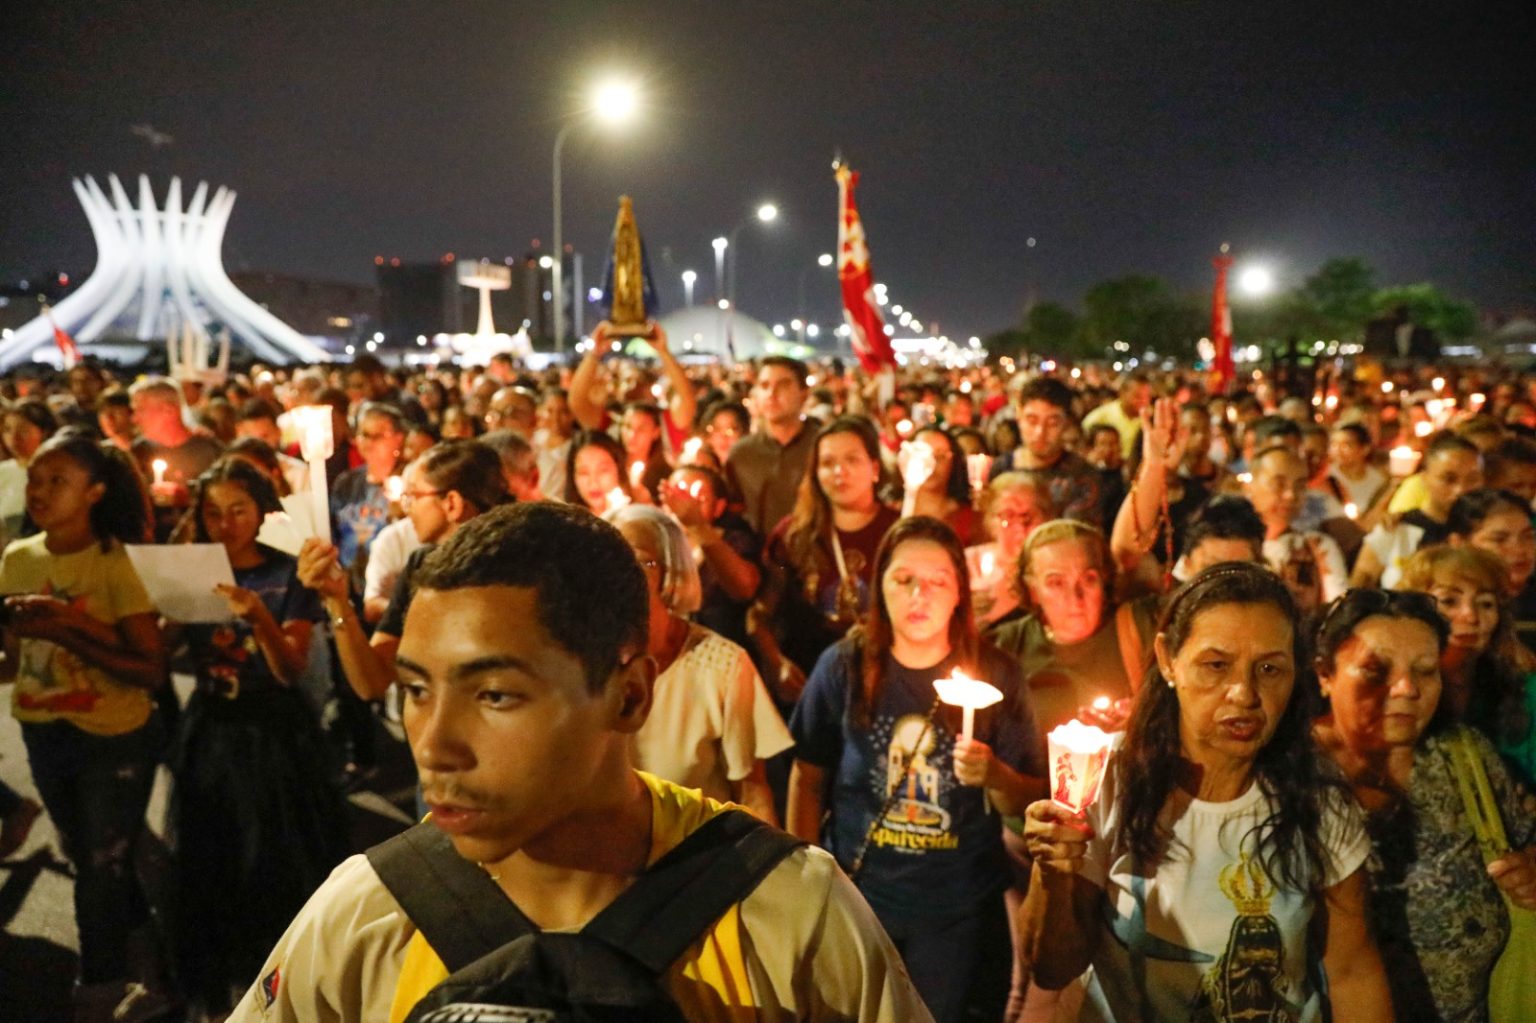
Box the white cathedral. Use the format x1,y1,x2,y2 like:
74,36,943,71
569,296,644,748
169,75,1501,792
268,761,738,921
0,174,329,372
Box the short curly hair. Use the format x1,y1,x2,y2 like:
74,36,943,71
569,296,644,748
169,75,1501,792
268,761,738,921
413,503,648,693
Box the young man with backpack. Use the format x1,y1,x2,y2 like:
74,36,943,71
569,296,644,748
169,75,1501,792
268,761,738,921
230,501,931,1023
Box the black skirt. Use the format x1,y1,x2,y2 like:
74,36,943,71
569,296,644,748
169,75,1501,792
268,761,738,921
169,681,349,1008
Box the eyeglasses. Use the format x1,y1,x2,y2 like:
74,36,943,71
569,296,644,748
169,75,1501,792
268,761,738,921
399,489,441,510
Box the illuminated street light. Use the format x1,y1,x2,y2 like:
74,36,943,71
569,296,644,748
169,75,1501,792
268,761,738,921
756,203,778,223
590,79,640,125
817,252,834,267
725,202,781,347
1238,265,1274,297
681,269,697,307
553,76,641,352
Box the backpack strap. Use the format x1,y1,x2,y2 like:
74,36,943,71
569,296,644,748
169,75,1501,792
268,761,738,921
1116,600,1147,693
366,821,536,973
583,809,804,975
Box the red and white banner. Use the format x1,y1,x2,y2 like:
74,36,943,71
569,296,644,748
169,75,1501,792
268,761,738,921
1210,251,1235,394
45,309,80,368
835,164,895,373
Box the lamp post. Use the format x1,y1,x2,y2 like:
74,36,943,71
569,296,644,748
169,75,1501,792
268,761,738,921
681,269,697,308
551,78,638,354
796,252,835,345
725,203,778,353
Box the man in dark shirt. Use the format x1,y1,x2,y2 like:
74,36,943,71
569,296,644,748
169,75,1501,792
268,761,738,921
988,377,1100,522
726,357,820,535
130,375,223,540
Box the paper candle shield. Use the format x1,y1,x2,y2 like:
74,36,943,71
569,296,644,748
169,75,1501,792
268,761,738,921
933,669,1004,741
1048,719,1113,814
290,405,335,463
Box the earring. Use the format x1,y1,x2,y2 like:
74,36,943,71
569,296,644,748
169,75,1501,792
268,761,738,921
1165,676,1175,689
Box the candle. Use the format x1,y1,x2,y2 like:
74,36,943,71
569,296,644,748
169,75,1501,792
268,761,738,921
1413,420,1433,438
1389,445,1420,477
1091,695,1111,713
932,668,1003,742
895,419,914,438
965,453,992,494
1471,392,1486,408
1381,381,1394,394
1047,719,1114,814
384,475,405,503
1432,376,1445,392
1344,501,1359,519
289,405,334,543
629,460,646,488
681,437,704,463
152,458,168,486
605,486,631,513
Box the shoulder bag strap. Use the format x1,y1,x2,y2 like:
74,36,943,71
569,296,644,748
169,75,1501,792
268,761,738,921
583,809,804,975
366,822,536,973
1444,729,1511,864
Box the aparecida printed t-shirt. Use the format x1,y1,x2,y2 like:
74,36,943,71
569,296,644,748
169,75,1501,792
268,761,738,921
790,638,1043,922
1078,746,1369,1023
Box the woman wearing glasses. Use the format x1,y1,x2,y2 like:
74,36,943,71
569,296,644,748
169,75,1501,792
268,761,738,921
1313,587,1536,1021
967,472,1057,628
788,516,1044,1023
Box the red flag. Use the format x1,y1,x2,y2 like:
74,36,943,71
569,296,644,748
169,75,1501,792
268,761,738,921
1210,251,1235,394
45,310,80,368
835,164,895,373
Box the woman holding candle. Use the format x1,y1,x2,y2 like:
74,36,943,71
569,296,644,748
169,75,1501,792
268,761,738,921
992,519,1157,737
171,457,347,1017
1312,588,1536,1021
1398,545,1536,788
1351,431,1483,589
753,416,899,702
902,426,978,545
561,428,642,515
788,516,1045,1023
966,472,1056,628
1020,563,1392,1022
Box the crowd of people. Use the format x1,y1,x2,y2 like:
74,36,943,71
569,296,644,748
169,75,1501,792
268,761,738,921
0,325,1534,1022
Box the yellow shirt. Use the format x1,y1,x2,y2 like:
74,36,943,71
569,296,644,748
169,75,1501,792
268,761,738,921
231,771,932,1023
0,534,155,736
390,772,755,1022
1388,472,1428,515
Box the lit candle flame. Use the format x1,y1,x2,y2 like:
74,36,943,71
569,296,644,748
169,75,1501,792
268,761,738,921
932,667,1003,742
629,461,646,487
1091,695,1111,712
152,458,168,485
681,437,704,462
384,475,405,502
1344,502,1358,519
605,486,631,512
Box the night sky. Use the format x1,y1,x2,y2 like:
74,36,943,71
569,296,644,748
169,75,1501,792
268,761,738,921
3,1,1531,340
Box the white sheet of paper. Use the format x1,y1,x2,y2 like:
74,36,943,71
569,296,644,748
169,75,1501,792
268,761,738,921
125,543,238,623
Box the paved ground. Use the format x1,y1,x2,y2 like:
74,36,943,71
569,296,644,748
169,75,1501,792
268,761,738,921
0,677,418,1022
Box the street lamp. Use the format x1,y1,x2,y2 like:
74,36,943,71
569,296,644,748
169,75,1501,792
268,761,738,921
552,77,640,353
1238,265,1274,297
725,202,780,351
797,252,836,344
681,269,697,307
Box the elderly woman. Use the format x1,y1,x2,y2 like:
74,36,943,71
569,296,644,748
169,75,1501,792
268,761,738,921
1313,588,1536,1022
966,471,1056,628
609,504,791,823
1398,545,1536,788
1022,563,1392,1021
991,520,1156,737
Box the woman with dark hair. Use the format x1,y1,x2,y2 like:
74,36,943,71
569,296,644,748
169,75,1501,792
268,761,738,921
172,457,347,1016
1021,563,1392,1022
1313,588,1536,1022
301,440,511,703
0,429,167,1019
902,425,978,545
619,401,672,502
1398,544,1536,787
561,428,641,515
0,396,61,540
789,516,1044,1023
753,415,899,700
330,401,407,594
1448,487,1536,627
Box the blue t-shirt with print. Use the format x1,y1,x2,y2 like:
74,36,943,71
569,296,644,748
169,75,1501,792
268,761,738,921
790,636,1043,922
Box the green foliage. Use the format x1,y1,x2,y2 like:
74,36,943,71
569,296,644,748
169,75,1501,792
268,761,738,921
1080,276,1205,358
1371,283,1477,339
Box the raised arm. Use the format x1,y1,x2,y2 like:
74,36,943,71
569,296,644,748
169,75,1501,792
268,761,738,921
650,324,697,432
568,321,611,431
1110,399,1184,572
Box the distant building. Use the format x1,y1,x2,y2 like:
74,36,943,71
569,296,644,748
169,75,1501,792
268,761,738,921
229,271,378,340
375,255,550,345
